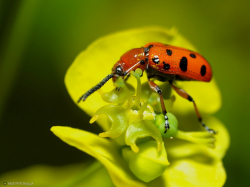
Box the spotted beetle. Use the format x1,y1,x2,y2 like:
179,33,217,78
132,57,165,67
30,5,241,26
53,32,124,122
78,42,216,134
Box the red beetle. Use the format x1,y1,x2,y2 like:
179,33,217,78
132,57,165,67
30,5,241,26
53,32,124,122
78,42,216,134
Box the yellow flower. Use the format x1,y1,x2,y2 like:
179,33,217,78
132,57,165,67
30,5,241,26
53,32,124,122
51,27,229,186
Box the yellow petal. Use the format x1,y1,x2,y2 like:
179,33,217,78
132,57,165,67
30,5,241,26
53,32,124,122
150,159,226,187
207,117,230,159
51,126,145,187
151,138,227,186
167,116,229,159
175,130,216,148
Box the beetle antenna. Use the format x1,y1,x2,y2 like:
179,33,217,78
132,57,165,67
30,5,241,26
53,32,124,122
77,74,115,103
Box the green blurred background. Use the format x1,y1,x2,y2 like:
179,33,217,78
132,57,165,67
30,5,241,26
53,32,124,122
0,0,249,186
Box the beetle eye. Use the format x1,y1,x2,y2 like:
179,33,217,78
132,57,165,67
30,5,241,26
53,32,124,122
115,66,123,74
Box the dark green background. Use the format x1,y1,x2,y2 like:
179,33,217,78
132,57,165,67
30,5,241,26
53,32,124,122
1,0,249,186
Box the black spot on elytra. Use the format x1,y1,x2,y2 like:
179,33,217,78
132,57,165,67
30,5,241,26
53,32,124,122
148,45,153,49
152,56,160,64
200,65,206,76
140,60,145,65
166,49,172,56
190,53,196,58
163,61,170,70
179,57,188,71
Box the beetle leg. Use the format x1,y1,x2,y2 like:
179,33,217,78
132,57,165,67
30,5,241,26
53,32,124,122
169,80,216,134
124,73,131,81
147,78,169,133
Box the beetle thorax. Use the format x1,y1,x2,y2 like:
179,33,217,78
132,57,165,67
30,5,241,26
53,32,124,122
112,48,146,80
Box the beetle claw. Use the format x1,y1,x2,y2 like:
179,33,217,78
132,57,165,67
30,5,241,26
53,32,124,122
207,128,217,134
164,115,170,133
202,122,217,134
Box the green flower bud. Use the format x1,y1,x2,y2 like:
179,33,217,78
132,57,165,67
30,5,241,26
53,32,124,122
155,113,178,138
122,141,169,182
